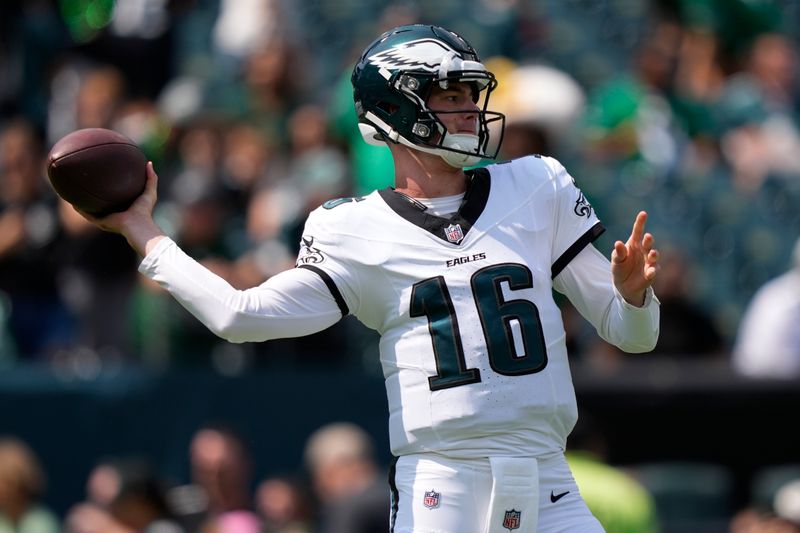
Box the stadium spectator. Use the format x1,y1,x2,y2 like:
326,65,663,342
303,422,388,533
493,63,587,162
55,193,140,361
565,417,660,533
0,437,59,533
106,463,184,533
254,476,313,533
717,32,800,193
0,118,75,359
168,425,261,532
47,63,143,363
65,457,184,533
733,237,800,379
729,508,800,533
581,18,684,171
47,63,128,147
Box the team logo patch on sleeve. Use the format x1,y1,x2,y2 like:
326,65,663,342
573,191,593,218
502,509,521,530
296,236,325,266
423,489,441,509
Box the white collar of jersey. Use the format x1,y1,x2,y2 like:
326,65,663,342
415,193,465,217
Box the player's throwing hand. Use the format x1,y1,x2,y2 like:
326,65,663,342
611,211,659,306
76,162,165,257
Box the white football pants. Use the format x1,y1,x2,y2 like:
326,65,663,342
389,453,604,533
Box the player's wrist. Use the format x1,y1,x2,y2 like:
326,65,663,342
618,287,646,307
122,217,166,257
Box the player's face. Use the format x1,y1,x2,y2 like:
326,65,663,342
427,83,480,136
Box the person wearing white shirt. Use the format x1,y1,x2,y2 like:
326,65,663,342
734,238,800,379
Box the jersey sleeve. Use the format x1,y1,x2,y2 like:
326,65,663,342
294,207,362,317
546,158,605,279
138,237,343,343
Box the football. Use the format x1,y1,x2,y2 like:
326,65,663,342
47,128,147,216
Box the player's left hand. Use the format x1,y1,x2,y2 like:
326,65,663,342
611,211,659,306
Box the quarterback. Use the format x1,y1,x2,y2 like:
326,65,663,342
83,25,659,533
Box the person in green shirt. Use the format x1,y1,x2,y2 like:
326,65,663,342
567,451,660,533
566,416,660,533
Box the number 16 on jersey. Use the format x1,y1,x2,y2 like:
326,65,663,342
410,263,548,391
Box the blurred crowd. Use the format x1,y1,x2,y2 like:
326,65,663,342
1,0,799,378
3,421,800,533
1,0,800,529
1,422,390,533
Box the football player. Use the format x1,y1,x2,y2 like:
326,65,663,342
83,24,660,533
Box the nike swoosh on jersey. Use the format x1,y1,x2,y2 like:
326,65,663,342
550,490,570,503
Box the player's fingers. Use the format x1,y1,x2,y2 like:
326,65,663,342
643,233,654,253
145,161,158,187
645,253,660,278
630,211,647,243
140,162,160,205
611,240,627,263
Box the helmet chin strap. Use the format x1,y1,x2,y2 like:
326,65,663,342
361,112,482,168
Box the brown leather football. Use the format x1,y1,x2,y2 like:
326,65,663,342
47,128,147,216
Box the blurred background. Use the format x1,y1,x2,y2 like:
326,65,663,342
1,0,800,532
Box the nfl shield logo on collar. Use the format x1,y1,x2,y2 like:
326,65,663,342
444,223,464,243
423,489,440,509
502,509,521,531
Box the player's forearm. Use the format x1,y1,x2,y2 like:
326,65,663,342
138,238,342,342
555,245,660,352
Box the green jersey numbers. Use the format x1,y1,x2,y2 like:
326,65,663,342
471,263,548,376
411,263,548,391
410,276,482,391
322,196,366,209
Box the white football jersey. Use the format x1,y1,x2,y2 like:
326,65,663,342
296,155,604,459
